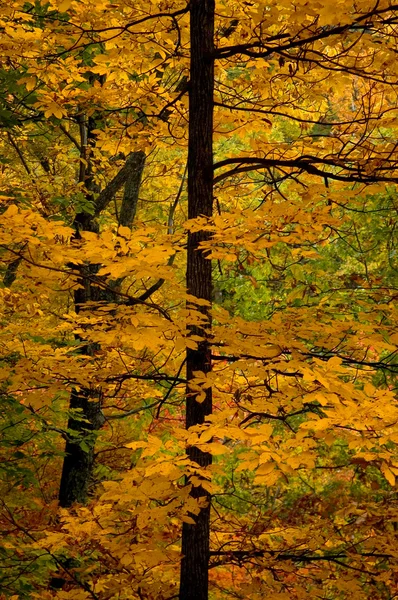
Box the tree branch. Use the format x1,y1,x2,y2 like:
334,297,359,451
213,156,398,185
94,152,145,217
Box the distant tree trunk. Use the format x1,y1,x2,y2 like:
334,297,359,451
58,126,146,508
179,1,214,599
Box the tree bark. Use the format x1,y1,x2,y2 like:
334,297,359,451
118,151,146,227
179,1,215,599
58,126,146,508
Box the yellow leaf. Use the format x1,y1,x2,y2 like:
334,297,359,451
201,442,227,455
58,0,72,10
254,470,280,486
18,76,36,91
301,418,333,431
182,516,196,525
3,204,18,216
262,344,282,359
44,103,66,119
142,435,162,457
256,461,274,475
118,225,131,238
125,440,147,450
381,463,396,487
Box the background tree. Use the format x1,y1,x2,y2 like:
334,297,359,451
0,1,397,599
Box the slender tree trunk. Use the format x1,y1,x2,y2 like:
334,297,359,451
58,126,146,507
179,1,215,599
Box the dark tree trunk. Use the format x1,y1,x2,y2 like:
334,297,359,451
179,1,215,599
58,387,105,507
58,129,146,508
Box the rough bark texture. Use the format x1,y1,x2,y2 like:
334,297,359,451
58,140,146,508
58,387,105,507
179,2,215,599
118,151,146,227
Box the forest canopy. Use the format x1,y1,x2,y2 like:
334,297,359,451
0,1,397,599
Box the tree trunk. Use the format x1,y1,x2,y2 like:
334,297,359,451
58,132,146,508
179,1,215,599
58,386,105,507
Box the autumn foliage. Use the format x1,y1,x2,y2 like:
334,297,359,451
0,0,397,599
